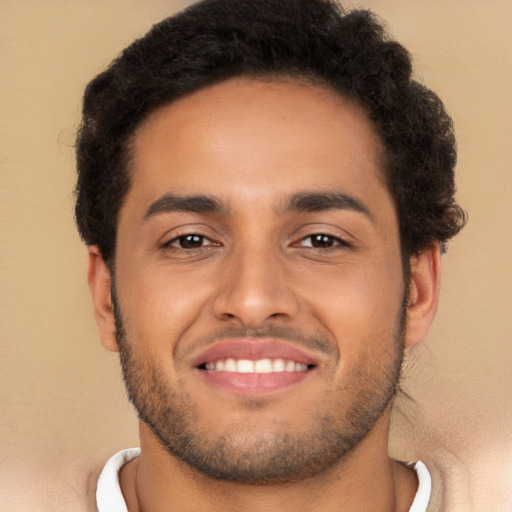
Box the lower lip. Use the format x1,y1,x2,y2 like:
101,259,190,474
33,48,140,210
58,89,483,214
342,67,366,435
196,369,313,395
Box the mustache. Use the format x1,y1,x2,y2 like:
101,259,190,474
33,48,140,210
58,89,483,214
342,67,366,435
177,324,337,360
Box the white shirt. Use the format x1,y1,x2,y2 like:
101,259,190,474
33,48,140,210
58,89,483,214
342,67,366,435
96,448,432,512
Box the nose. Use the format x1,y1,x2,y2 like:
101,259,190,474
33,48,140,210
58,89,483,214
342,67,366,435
211,244,300,328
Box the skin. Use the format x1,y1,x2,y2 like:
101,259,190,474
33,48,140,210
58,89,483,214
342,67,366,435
89,77,441,511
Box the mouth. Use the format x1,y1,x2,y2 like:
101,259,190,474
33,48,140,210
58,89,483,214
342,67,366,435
192,339,319,395
198,358,313,373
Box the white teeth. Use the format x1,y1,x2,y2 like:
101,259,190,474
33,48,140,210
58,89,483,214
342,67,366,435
224,358,237,372
204,358,311,373
254,359,273,373
285,360,296,372
272,359,285,372
237,359,254,373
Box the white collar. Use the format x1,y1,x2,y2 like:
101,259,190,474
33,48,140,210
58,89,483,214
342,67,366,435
96,447,140,512
96,449,431,512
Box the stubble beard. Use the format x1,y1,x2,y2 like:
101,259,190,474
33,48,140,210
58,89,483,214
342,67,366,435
112,288,407,485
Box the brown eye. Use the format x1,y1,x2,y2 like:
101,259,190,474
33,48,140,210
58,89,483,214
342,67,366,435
299,234,347,249
169,234,208,249
309,234,336,248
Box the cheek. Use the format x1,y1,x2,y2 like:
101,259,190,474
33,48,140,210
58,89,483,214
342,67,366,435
114,262,216,349
298,261,404,346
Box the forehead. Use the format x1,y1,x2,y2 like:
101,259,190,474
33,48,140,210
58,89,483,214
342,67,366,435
126,77,389,214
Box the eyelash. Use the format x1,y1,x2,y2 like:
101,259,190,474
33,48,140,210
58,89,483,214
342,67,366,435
296,233,350,249
164,232,349,251
164,234,218,250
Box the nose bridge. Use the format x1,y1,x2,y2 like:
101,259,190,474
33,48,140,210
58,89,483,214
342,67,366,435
212,234,299,327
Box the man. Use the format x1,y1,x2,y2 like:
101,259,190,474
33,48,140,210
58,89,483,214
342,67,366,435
75,0,466,510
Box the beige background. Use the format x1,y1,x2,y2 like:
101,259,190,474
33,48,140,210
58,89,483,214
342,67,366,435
1,1,511,510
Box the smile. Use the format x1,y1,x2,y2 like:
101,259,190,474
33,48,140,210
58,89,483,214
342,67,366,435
200,358,311,373
192,339,321,394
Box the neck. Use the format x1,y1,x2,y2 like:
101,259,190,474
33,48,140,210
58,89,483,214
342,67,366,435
120,412,418,512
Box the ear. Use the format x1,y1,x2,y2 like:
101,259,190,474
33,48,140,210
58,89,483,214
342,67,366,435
87,246,119,352
405,243,441,348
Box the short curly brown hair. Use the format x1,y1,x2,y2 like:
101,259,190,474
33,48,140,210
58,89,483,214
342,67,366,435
75,0,466,265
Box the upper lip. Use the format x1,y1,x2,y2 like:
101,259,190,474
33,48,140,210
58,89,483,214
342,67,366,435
191,338,321,368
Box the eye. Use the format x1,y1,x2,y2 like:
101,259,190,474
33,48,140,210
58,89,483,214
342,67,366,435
298,234,348,249
166,234,217,249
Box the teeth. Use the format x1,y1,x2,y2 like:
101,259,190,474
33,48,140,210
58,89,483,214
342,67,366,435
285,360,296,372
272,359,285,372
224,358,237,372
237,359,254,373
203,358,310,373
254,359,273,373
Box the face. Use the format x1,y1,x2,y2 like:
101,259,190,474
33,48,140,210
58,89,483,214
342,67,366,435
108,77,409,483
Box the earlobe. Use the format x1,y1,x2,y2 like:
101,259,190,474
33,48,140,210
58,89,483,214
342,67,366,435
405,244,441,348
88,246,119,352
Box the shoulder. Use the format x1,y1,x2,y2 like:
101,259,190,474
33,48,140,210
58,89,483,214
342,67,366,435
423,452,472,512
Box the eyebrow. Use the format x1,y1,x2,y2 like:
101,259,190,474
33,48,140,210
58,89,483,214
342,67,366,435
283,191,374,220
144,190,373,222
144,193,225,220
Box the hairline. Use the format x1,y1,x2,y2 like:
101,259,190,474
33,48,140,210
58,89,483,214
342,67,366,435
108,72,412,285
